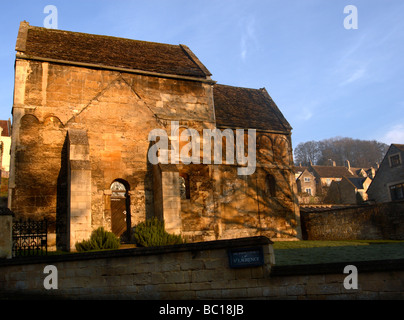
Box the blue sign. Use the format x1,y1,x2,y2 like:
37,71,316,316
228,247,264,269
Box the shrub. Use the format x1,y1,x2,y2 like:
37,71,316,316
132,218,184,247
75,227,121,252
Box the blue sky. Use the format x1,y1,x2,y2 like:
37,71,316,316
1,0,404,148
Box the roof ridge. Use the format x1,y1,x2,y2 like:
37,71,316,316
17,21,211,80
216,83,262,91
25,22,182,49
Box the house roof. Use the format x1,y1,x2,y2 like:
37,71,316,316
346,177,368,189
294,166,309,174
392,144,404,152
213,84,292,132
0,120,10,137
310,165,357,179
296,169,315,181
16,21,211,79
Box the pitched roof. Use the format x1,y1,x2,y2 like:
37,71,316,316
16,21,211,79
213,84,292,132
294,166,309,174
346,177,367,189
392,144,404,152
310,165,357,178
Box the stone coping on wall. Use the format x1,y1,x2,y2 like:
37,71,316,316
2,235,404,279
0,236,273,267
300,199,404,213
271,258,404,277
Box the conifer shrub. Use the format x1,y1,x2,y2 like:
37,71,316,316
75,227,121,252
132,218,184,247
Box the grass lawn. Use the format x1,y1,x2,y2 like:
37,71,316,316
273,240,404,266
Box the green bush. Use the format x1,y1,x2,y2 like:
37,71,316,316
132,218,184,247
75,227,121,252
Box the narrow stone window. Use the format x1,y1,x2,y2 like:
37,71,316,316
179,174,190,200
265,174,276,197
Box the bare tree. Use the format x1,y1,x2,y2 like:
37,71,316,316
294,141,321,166
295,137,388,168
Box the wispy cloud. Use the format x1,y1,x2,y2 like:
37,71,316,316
300,107,313,121
239,16,257,61
381,124,404,144
339,66,367,86
294,99,321,123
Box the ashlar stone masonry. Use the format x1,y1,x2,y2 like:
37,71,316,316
9,21,301,250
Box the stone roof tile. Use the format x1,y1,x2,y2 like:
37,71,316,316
17,21,211,79
213,84,292,132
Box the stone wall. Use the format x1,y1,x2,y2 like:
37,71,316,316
10,59,216,248
0,208,14,259
1,237,403,300
10,58,302,247
301,201,404,240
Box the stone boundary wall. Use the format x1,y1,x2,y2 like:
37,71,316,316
0,237,403,300
0,208,14,259
301,201,404,240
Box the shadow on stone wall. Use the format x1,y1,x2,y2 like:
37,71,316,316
301,201,404,240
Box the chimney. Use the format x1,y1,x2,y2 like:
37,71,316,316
332,161,336,167
345,160,351,170
370,167,376,179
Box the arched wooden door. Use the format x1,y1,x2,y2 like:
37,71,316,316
110,181,131,240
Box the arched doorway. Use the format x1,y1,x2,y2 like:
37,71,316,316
110,180,131,241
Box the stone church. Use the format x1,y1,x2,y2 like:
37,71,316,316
9,21,301,251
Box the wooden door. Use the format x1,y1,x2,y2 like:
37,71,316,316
111,197,127,237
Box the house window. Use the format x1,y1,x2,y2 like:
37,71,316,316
179,174,190,200
326,178,331,186
265,174,276,197
305,188,312,195
304,177,310,183
390,154,401,168
390,183,404,201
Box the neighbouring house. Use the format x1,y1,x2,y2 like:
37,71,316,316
9,21,301,251
309,162,358,194
325,176,372,204
0,119,11,207
345,160,377,179
308,161,378,204
367,144,404,203
0,119,11,176
295,166,317,204
295,166,316,196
